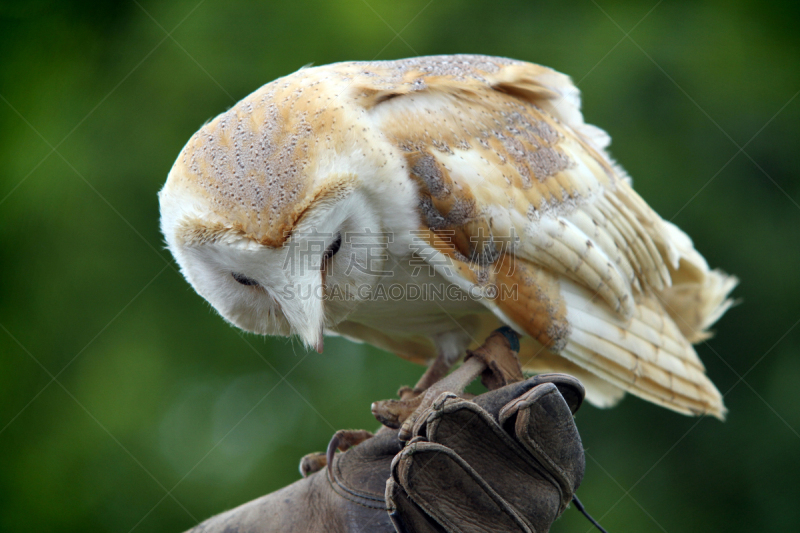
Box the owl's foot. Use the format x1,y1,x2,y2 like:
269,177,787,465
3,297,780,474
299,429,375,477
371,393,426,429
372,327,524,441
299,451,327,477
369,351,465,429
466,326,525,391
325,429,374,472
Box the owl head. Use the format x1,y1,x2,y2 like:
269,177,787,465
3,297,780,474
158,66,417,351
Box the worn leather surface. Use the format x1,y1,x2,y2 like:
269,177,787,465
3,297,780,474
185,375,585,533
186,428,399,533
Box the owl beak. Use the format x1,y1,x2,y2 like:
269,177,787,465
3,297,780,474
282,267,327,354
315,332,324,353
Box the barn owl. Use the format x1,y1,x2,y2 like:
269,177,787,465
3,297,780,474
160,55,736,419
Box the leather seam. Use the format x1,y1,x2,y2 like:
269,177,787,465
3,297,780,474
326,458,387,510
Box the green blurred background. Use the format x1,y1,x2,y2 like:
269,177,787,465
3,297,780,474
1,0,798,531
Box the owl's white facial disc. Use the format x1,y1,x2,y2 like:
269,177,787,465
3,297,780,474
160,179,391,350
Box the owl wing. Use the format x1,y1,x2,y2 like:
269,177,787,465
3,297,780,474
358,56,735,418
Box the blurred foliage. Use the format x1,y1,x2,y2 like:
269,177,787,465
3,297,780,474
1,0,798,531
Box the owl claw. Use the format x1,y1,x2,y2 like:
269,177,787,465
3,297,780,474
325,429,374,474
371,327,524,441
315,333,324,353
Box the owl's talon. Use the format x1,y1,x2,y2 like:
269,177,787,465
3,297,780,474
374,327,524,441
325,429,374,473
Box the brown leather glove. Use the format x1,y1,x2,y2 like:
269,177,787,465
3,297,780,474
185,374,586,533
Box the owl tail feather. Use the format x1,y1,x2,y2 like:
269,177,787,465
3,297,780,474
657,220,739,344
559,278,727,420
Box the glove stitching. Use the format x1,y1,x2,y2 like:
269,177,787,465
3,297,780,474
396,442,536,533
326,455,389,510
